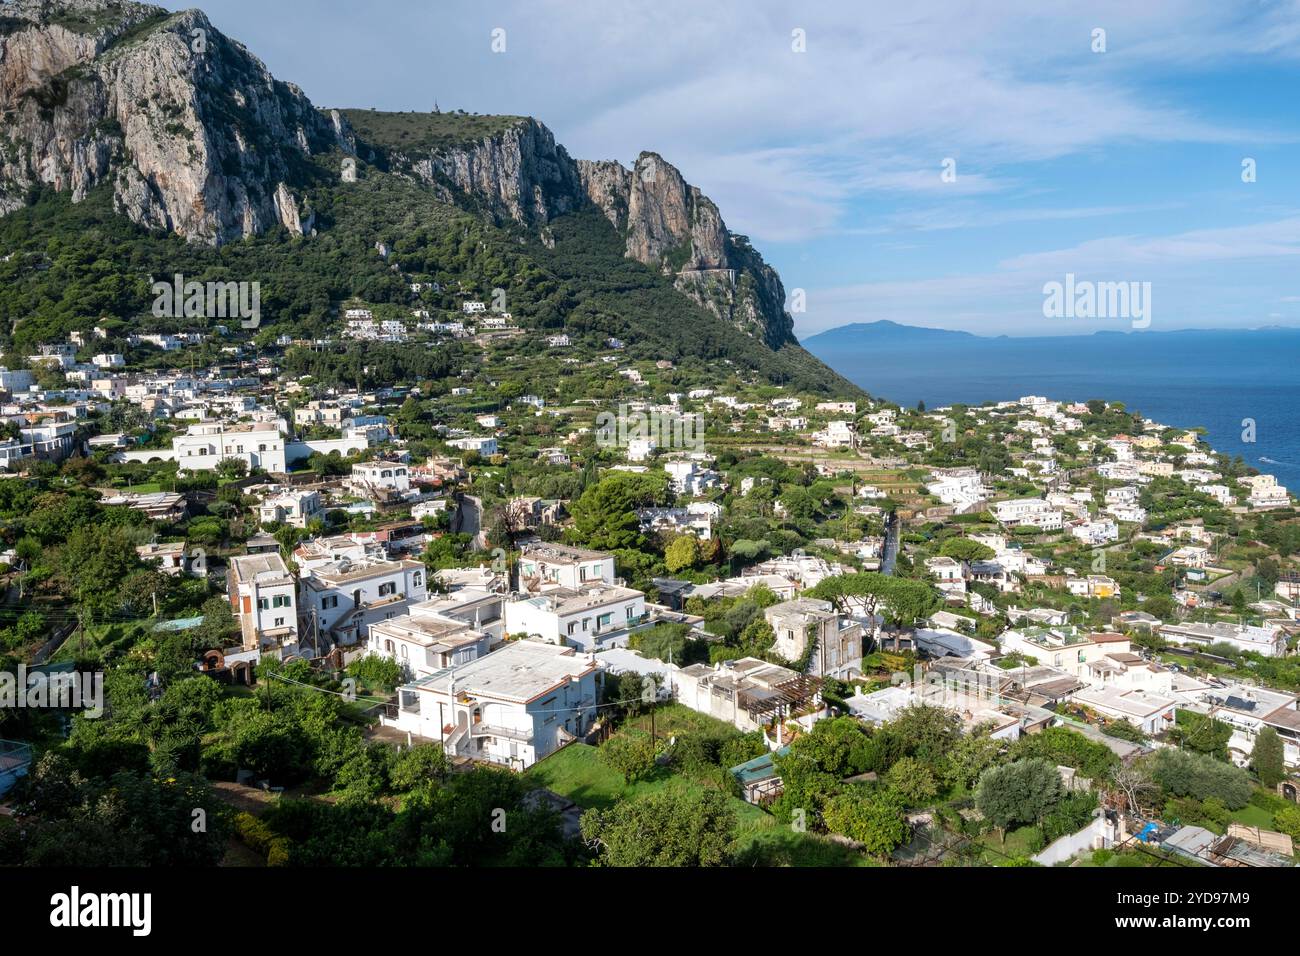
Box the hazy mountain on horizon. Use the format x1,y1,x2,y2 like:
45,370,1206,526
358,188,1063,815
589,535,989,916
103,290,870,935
803,319,1300,346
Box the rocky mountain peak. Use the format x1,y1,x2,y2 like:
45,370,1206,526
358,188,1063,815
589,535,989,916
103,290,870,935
0,0,343,244
0,0,797,349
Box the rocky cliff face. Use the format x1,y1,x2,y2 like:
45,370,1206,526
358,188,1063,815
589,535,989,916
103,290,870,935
0,0,343,244
0,0,796,348
409,118,582,226
578,151,794,348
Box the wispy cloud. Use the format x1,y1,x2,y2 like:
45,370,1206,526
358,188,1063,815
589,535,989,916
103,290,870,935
801,216,1300,336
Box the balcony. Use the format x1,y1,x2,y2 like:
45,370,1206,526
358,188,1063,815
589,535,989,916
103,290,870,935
471,723,534,743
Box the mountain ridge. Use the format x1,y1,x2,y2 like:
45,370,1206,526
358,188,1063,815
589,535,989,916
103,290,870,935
0,0,845,391
804,319,1300,346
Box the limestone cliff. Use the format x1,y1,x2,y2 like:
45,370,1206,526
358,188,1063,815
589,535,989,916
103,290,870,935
578,151,795,348
1,0,797,349
0,0,343,244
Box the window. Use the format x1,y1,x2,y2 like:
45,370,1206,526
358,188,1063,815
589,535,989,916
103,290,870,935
413,572,422,587
257,598,269,611
274,617,284,627
323,595,339,610
273,594,291,608
379,582,396,597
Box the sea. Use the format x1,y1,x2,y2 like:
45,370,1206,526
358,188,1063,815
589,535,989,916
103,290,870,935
804,328,1300,490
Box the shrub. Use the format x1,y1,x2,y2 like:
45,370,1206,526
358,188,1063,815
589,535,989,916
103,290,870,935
234,812,292,866
600,731,656,783
1146,748,1252,810
1249,788,1289,814
1272,805,1300,841
347,654,404,691
1012,726,1117,780
671,732,722,773
1042,789,1098,843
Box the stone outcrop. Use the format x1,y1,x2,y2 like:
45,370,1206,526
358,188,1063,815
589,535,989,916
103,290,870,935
0,0,345,244
406,118,581,226
0,0,796,347
578,151,795,348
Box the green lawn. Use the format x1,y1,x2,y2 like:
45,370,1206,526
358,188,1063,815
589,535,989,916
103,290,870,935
617,703,743,740
48,619,154,664
976,824,1044,864
1227,803,1275,829
525,743,875,866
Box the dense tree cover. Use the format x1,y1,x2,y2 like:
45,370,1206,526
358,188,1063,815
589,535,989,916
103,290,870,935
805,573,940,632
1168,710,1234,761
0,163,858,397
975,758,1063,841
1010,726,1118,780
599,731,657,784
1,752,229,866
1251,727,1286,789
938,537,995,562
1145,748,1252,810
580,787,737,866
821,787,910,856
626,622,707,666
567,471,670,553
258,765,577,866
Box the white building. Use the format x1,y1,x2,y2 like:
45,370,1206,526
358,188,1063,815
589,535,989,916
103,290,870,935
228,553,298,653
174,422,286,474
993,498,1064,530
764,598,864,678
672,657,824,736
812,420,856,449
1158,621,1286,658
348,460,411,495
1071,518,1118,546
447,435,498,457
257,488,324,528
516,544,616,590
925,556,967,595
299,557,428,647
385,641,601,770
927,471,991,514
367,603,494,680
1173,679,1300,769
663,458,721,496
504,583,647,650
1072,685,1176,736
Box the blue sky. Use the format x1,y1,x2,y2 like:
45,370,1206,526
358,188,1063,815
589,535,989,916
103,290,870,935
168,0,1300,337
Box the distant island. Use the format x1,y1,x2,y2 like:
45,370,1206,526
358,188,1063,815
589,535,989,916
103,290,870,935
802,319,1300,348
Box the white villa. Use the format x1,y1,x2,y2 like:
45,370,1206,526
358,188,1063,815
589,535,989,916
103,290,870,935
385,641,602,770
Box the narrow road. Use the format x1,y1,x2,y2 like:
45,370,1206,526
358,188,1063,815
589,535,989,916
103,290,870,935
453,494,487,550
881,511,900,576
